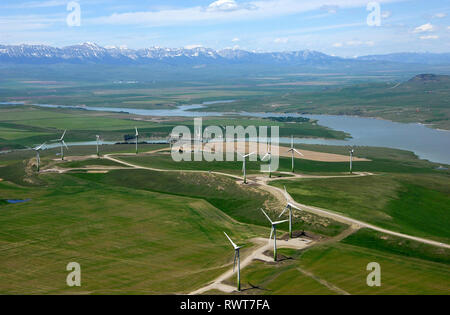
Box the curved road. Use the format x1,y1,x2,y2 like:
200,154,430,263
101,151,450,250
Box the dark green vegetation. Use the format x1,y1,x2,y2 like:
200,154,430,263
274,173,450,243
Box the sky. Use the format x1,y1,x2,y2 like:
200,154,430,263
0,0,449,56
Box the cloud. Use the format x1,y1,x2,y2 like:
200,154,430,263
207,0,239,12
91,0,406,27
419,35,439,40
320,5,339,14
381,11,392,19
333,40,375,48
231,37,240,42
0,0,67,9
184,44,204,49
433,13,447,19
274,37,289,44
413,23,434,33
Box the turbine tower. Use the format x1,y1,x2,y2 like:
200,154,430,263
224,232,242,291
32,142,46,172
52,130,68,160
135,127,139,154
238,152,255,184
261,208,288,261
262,139,272,178
349,146,355,174
288,135,303,173
96,135,101,157
280,186,296,238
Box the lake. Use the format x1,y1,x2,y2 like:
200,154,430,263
2,101,450,165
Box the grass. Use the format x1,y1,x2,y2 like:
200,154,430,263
272,173,450,243
298,242,450,295
215,228,450,295
118,144,446,178
71,169,347,237
58,158,125,169
342,228,450,265
0,173,268,294
0,105,349,150
221,260,337,295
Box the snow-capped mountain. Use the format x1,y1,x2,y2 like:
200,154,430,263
0,43,342,65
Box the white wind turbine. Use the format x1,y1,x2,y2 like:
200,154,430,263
238,152,255,184
32,142,46,172
261,139,272,178
96,135,101,157
288,135,303,173
52,130,68,160
349,146,355,174
279,185,296,239
224,232,242,291
261,208,288,261
135,127,139,154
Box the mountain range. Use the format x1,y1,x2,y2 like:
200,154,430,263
1,42,450,66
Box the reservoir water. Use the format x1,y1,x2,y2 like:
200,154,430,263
1,101,450,165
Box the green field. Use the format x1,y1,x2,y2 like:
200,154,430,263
211,228,450,295
272,173,450,243
0,105,349,151
0,172,273,294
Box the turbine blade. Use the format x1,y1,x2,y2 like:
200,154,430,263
261,208,273,224
269,227,273,243
224,232,238,249
279,206,288,217
62,140,69,150
294,149,304,156
262,153,270,161
60,129,66,140
273,219,289,225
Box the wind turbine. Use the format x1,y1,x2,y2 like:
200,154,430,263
349,146,355,174
96,135,101,157
261,209,288,261
32,142,46,172
224,232,242,291
238,152,255,184
262,139,272,178
279,186,295,238
135,127,139,154
288,135,303,173
52,130,68,160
